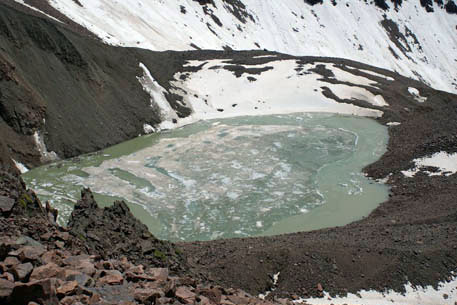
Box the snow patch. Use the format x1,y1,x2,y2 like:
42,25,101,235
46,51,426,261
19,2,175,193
137,63,185,131
170,59,383,123
402,151,457,177
12,159,29,174
386,122,401,126
299,275,457,305
353,68,395,81
259,272,281,300
14,0,63,23
326,84,389,107
143,124,155,134
326,65,379,88
33,131,58,162
408,87,427,103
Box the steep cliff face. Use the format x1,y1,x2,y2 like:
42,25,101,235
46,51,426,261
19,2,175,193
0,2,165,167
40,0,457,93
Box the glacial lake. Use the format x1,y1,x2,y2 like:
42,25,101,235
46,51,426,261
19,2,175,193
23,113,389,241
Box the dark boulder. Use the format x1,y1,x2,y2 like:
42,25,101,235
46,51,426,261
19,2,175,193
9,278,59,305
68,189,189,275
0,278,14,299
0,196,14,215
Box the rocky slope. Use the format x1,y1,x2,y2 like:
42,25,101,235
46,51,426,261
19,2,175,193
31,0,457,94
0,1,161,168
0,1,456,304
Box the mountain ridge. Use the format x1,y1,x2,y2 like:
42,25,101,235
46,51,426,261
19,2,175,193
17,0,455,94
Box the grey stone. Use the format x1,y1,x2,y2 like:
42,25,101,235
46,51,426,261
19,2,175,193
11,262,34,281
0,196,14,214
0,278,14,298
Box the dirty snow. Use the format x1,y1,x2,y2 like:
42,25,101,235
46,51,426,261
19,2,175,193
33,131,59,162
300,275,457,305
166,59,383,129
402,151,457,177
12,159,29,174
386,122,401,126
137,63,184,131
408,87,427,103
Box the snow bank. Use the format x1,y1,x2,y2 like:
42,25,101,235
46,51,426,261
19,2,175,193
33,131,59,162
46,0,457,93
137,63,189,131
12,159,29,174
14,0,63,23
168,59,383,127
299,276,457,305
402,151,457,177
386,122,401,126
408,87,427,103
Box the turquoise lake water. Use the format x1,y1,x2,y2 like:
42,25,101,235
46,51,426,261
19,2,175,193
23,113,389,241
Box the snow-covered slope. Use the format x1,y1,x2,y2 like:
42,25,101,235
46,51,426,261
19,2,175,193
42,0,457,93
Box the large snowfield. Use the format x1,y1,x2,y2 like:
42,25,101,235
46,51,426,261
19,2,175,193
44,0,457,94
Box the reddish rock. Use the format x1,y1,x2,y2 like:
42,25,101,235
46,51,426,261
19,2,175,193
156,297,173,305
15,246,46,262
55,241,65,249
55,231,70,241
175,286,196,304
277,298,294,305
63,255,92,266
116,257,133,272
62,255,96,276
76,260,96,277
57,281,78,296
40,232,53,241
11,262,34,281
163,278,176,297
176,276,197,287
97,270,124,286
64,271,94,287
0,263,6,274
10,278,59,305
61,295,90,305
227,294,250,304
4,256,20,267
60,269,82,280
317,283,323,292
0,278,15,298
0,272,14,282
0,196,14,214
128,265,144,275
200,287,222,304
133,287,164,303
125,271,155,282
197,295,212,305
29,263,62,281
148,268,169,282
41,250,67,266
88,293,102,305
